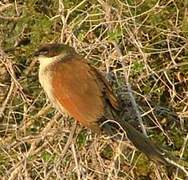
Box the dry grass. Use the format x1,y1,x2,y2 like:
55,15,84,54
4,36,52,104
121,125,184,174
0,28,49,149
0,0,188,179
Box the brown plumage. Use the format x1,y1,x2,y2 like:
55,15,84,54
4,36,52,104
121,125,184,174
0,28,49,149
52,57,106,131
35,43,170,166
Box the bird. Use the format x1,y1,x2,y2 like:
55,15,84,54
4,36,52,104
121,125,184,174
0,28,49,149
34,43,169,166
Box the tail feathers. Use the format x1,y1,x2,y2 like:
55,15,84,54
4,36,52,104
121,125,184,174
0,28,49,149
118,119,169,165
101,117,188,175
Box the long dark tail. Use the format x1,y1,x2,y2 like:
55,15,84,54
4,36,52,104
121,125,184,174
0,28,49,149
101,114,188,175
121,120,188,176
117,119,169,165
101,116,169,165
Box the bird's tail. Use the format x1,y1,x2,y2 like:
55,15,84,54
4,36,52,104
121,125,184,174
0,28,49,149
101,116,169,165
116,119,188,173
117,119,169,165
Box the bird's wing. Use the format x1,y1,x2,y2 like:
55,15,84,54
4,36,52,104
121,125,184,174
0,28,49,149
90,66,120,111
51,57,107,132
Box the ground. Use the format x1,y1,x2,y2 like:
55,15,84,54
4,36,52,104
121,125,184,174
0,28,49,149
0,0,188,179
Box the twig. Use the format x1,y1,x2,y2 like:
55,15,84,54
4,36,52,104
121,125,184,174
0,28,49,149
0,80,15,119
97,0,147,136
107,141,123,180
71,143,81,180
174,133,188,178
60,121,77,158
113,42,147,136
0,3,13,12
0,15,19,21
8,113,61,179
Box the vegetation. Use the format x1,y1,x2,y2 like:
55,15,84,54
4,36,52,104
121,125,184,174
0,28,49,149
0,0,188,179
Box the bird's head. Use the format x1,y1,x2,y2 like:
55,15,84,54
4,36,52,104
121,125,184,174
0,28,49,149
34,43,76,63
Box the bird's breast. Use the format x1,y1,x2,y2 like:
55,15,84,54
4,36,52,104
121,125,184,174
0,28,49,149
39,65,67,114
